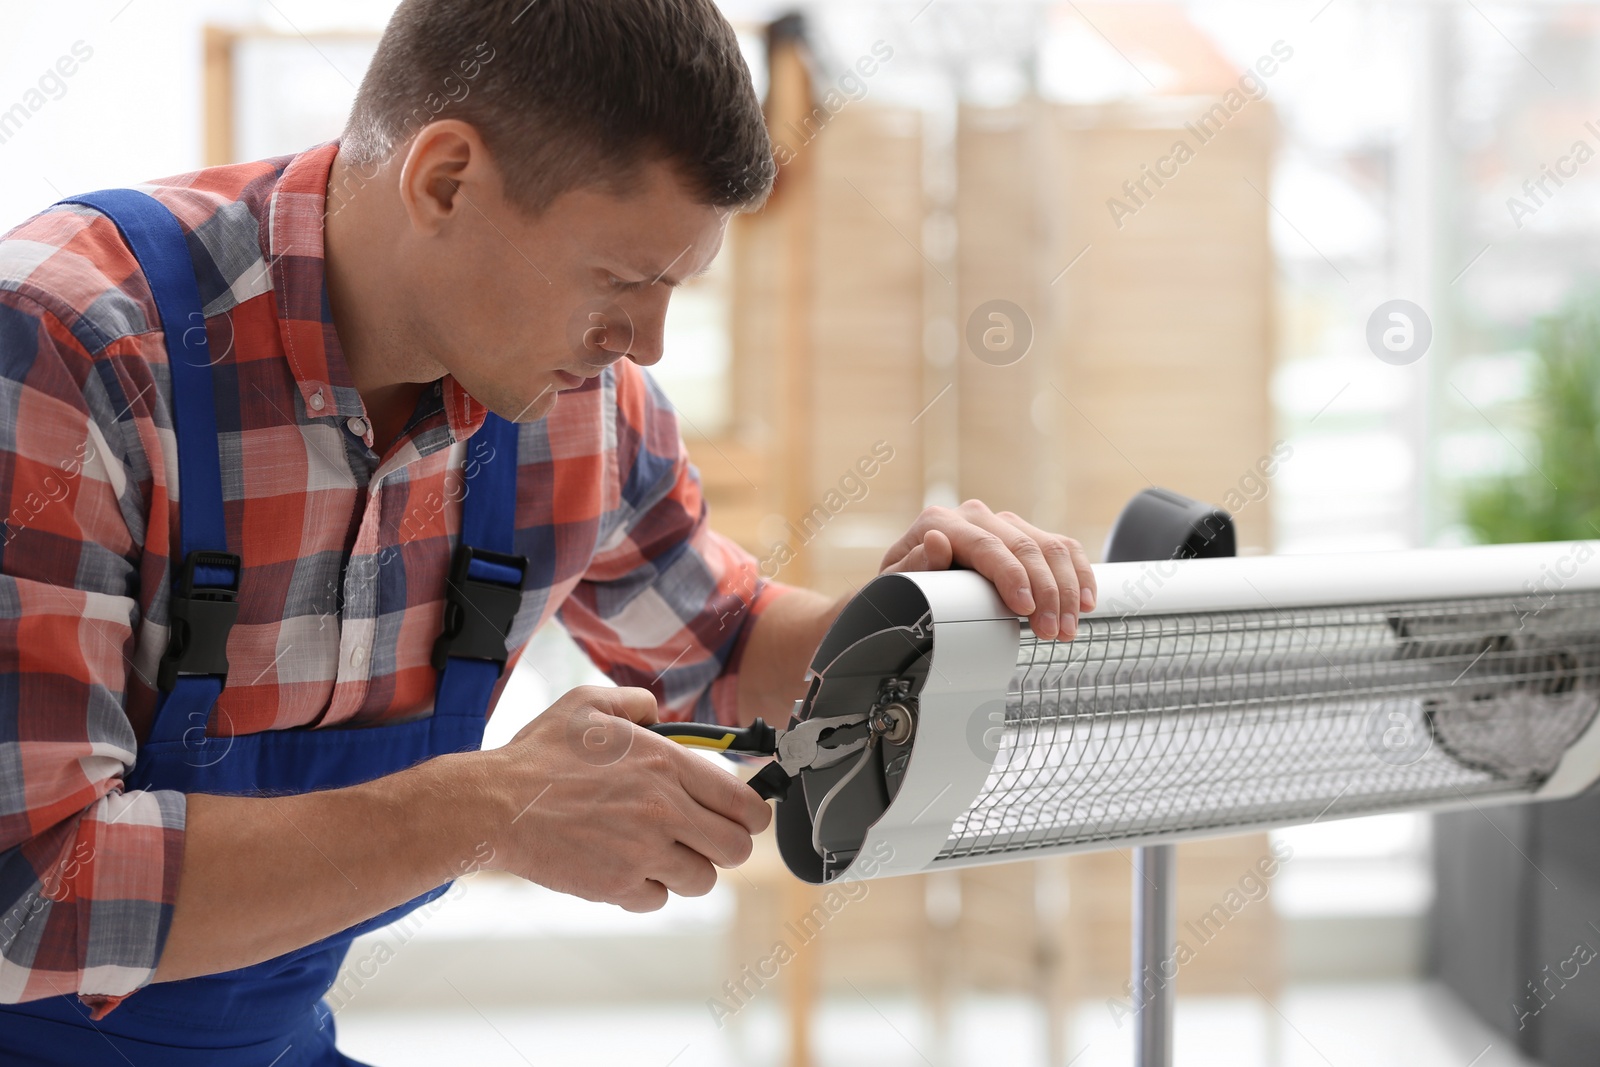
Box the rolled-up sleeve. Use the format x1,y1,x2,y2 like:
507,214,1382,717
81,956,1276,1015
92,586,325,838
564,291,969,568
558,362,796,725
0,292,184,1017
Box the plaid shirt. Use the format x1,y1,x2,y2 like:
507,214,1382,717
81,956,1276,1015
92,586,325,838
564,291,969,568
0,142,788,1013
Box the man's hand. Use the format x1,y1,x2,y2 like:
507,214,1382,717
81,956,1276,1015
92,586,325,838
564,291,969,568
480,686,771,913
879,499,1097,640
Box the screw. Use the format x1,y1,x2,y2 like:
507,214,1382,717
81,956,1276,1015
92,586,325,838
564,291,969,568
873,702,916,745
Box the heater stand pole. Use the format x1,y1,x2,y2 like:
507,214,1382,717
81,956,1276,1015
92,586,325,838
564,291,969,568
1103,485,1231,1067
1132,843,1176,1067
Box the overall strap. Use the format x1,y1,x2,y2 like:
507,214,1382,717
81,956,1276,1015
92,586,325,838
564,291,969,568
60,190,240,745
431,413,525,720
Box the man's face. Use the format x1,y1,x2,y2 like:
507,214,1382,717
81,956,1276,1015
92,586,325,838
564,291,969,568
411,158,728,424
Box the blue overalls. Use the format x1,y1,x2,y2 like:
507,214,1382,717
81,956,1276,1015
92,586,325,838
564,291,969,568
0,189,527,1065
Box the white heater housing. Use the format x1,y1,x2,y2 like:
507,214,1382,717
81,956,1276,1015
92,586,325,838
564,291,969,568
773,541,1600,884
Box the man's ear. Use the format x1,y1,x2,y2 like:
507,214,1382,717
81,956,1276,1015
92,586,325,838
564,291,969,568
396,119,497,236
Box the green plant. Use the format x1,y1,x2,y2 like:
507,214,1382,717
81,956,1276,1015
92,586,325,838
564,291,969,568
1461,294,1600,544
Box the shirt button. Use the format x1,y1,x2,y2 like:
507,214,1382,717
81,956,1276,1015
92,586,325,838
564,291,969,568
347,416,369,438
350,646,367,669
308,391,326,412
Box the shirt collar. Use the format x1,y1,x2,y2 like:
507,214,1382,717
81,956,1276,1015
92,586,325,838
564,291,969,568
266,141,488,443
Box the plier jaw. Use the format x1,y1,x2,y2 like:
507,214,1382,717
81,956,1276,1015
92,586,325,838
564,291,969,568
648,711,874,801
773,714,873,775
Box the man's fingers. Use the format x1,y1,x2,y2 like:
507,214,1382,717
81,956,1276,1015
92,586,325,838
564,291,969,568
922,521,1030,612
878,524,926,573
991,510,1068,637
614,846,721,911
921,530,954,569
878,521,959,571
877,506,1096,639
999,511,1090,638
879,544,928,574
615,841,720,911
945,504,1056,629
879,530,952,576
651,770,761,870
652,842,720,898
504,685,769,914
586,685,659,725
618,880,670,914
1067,537,1097,612
673,745,772,838
1016,513,1095,615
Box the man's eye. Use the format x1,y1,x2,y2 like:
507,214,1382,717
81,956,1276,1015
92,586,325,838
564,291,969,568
608,276,646,293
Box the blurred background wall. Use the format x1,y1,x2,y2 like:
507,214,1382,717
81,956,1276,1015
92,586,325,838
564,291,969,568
7,2,1600,1066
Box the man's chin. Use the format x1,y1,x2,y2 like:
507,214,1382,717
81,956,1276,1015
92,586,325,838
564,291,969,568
510,389,561,423
474,384,560,425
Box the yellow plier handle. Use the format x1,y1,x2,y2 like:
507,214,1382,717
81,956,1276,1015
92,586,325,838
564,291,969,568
647,718,778,755
648,718,792,800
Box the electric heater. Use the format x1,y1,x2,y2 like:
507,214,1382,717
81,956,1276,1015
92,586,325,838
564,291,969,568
775,540,1600,885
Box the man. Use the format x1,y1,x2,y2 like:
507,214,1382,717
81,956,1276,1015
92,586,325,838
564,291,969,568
0,0,1094,1061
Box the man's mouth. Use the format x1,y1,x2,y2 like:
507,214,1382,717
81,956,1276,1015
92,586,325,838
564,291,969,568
555,361,614,389
553,370,585,390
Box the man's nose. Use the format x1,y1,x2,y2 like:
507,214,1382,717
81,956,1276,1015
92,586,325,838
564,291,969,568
618,296,668,367
623,329,664,367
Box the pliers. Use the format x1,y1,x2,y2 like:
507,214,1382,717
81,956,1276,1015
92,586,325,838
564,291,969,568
648,713,872,800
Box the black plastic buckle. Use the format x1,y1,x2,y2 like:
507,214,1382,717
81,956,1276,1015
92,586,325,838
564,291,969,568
158,550,242,692
431,544,527,675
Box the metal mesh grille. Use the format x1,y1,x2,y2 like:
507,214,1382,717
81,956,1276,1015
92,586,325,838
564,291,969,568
937,590,1600,862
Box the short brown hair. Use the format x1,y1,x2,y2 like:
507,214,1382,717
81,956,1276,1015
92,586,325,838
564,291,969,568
343,0,774,212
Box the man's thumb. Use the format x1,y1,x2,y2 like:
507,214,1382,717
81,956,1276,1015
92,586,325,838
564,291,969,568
591,685,660,726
